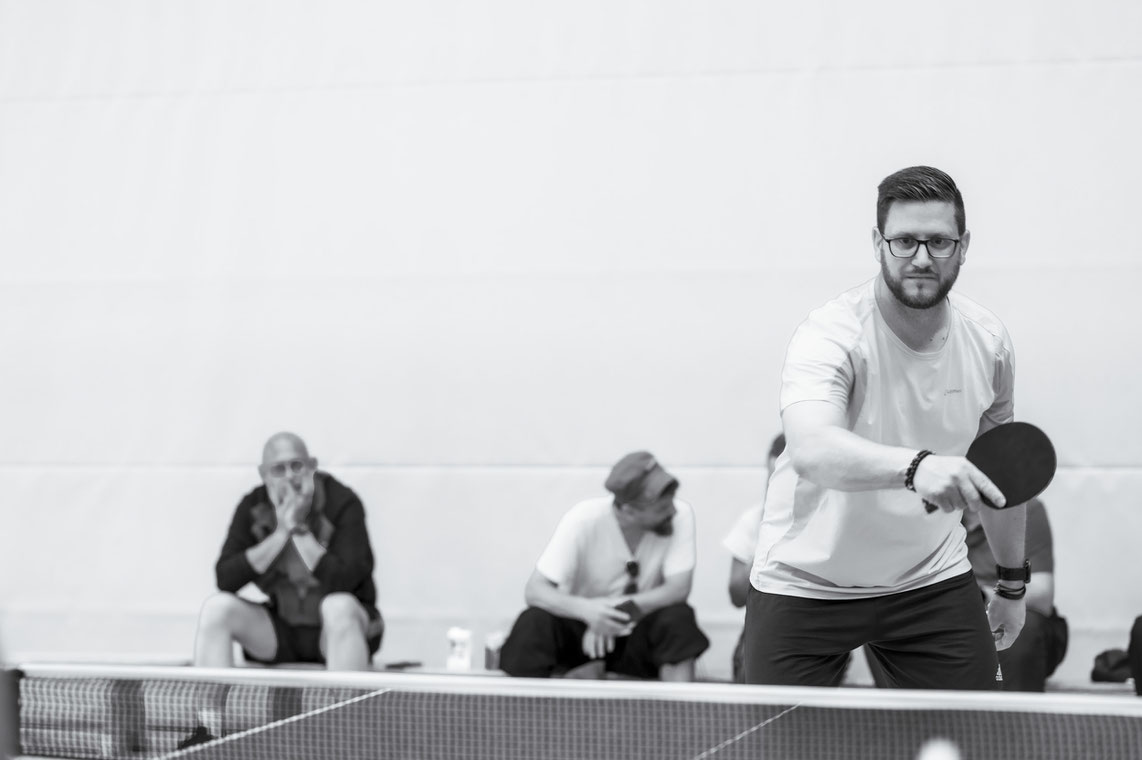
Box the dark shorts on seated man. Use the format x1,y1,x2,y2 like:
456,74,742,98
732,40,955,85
242,601,386,665
500,603,708,679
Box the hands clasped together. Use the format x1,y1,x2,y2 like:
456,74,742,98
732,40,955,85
580,598,636,659
271,474,314,534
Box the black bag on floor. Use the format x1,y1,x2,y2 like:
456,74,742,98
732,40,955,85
1091,648,1132,683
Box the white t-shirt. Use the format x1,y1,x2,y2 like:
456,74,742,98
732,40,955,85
536,496,696,598
751,279,1015,599
723,503,763,564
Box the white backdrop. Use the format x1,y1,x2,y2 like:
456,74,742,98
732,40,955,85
2,1,1140,683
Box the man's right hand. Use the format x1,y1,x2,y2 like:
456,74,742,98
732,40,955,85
271,485,307,534
912,455,1006,512
579,598,633,637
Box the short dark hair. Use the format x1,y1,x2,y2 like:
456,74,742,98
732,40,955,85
876,166,965,235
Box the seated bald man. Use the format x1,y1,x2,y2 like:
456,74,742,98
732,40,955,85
181,433,383,747
499,451,709,681
193,432,383,670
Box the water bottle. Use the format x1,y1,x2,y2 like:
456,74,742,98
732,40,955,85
446,627,472,671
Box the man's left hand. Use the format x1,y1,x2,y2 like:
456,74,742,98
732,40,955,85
581,630,615,660
987,594,1026,651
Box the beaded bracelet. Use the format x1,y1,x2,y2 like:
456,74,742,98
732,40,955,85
904,450,934,492
995,583,1027,600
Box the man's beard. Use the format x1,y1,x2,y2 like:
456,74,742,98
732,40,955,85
652,520,674,537
880,257,960,310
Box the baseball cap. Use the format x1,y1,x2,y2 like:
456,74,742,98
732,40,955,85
605,451,678,506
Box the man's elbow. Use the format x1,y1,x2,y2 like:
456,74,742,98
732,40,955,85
787,445,819,480
728,583,748,608
215,561,235,591
668,576,693,603
215,572,241,594
522,575,548,607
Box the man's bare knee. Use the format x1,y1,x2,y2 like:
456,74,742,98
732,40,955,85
320,594,366,635
198,592,250,632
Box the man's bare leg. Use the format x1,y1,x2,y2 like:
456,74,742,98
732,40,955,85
659,659,696,682
194,592,278,666
562,660,606,679
319,593,371,671
187,593,278,741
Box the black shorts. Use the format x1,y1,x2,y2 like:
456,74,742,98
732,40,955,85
742,570,998,690
499,603,710,679
244,602,384,665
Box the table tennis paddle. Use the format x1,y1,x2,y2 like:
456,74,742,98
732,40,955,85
615,599,644,624
923,421,1056,513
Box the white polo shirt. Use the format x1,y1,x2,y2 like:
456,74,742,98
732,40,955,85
536,496,696,598
751,279,1015,599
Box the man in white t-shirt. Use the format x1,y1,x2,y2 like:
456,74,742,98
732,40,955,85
499,451,710,681
743,166,1029,690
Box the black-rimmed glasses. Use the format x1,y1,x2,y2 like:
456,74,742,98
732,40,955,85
883,236,960,259
623,561,639,594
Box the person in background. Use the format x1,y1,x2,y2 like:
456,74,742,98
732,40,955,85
961,498,1067,691
1129,618,1142,695
499,451,709,681
181,432,383,748
723,433,785,682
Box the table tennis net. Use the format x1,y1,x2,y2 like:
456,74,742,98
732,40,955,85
9,664,1142,760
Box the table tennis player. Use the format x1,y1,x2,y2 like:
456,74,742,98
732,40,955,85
742,166,1029,690
499,451,709,681
180,432,383,748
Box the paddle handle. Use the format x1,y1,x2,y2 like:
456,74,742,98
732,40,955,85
924,497,1001,514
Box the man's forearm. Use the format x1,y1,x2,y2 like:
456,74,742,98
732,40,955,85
525,580,587,622
245,530,290,574
292,532,328,572
791,426,915,492
728,559,751,608
979,504,1028,571
630,575,690,614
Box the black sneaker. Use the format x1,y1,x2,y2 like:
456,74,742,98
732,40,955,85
177,725,217,750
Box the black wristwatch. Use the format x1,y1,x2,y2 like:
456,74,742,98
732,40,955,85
996,560,1031,583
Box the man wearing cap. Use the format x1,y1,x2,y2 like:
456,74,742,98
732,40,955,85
499,451,709,681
